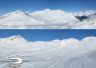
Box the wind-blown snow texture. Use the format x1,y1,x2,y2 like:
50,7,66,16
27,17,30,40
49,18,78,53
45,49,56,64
0,35,96,68
0,9,96,29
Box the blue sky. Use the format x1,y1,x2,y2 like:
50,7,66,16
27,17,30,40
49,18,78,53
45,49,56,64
0,0,96,14
0,29,96,41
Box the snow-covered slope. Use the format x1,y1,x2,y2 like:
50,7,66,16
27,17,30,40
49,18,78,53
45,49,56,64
0,35,96,68
0,9,96,29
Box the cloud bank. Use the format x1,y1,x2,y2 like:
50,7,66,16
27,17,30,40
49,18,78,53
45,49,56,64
0,9,96,29
0,35,96,68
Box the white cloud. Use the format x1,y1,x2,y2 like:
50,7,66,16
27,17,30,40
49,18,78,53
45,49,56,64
0,35,96,68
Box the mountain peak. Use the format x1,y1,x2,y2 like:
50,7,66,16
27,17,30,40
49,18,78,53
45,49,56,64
15,10,24,13
8,35,27,42
2,10,29,18
12,10,28,15
0,35,27,43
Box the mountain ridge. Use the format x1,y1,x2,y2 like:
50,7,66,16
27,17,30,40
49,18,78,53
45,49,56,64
0,9,96,29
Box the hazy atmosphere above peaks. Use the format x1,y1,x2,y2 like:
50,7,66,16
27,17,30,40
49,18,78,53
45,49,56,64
0,0,96,14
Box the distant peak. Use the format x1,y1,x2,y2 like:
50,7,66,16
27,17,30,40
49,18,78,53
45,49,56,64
1,10,30,18
13,10,26,14
9,35,23,39
6,35,27,43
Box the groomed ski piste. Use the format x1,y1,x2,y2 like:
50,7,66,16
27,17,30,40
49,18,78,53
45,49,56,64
0,35,96,68
0,9,96,29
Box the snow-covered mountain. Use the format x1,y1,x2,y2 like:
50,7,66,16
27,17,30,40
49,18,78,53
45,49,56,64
0,9,96,29
0,35,27,43
0,35,96,68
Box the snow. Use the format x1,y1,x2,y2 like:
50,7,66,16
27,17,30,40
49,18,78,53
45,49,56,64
0,9,96,29
0,35,96,68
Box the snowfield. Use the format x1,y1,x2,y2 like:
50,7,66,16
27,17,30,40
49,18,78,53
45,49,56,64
0,9,96,29
0,35,96,68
